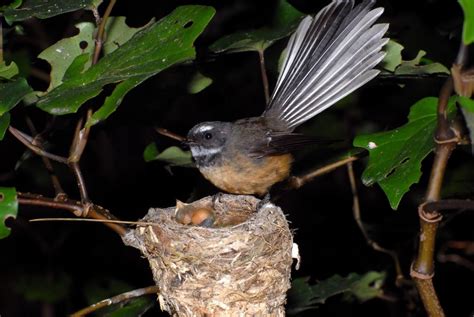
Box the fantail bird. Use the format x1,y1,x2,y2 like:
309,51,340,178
186,0,389,196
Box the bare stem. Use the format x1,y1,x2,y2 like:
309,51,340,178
258,49,270,104
25,117,66,196
70,285,160,317
411,76,458,316
9,126,68,164
288,155,359,189
156,127,186,142
18,192,127,236
346,162,405,284
92,0,117,65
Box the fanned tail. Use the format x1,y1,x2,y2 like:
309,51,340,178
263,0,388,131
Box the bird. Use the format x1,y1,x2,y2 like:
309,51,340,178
186,0,389,196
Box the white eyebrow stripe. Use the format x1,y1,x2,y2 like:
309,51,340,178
196,125,214,133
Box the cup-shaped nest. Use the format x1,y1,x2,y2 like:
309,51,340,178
123,194,294,316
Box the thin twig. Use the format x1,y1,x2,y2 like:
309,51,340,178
30,218,157,227
288,155,359,189
9,126,68,164
258,49,270,104
18,192,127,236
346,162,405,285
25,117,66,196
156,127,186,142
68,111,92,202
92,0,117,65
70,285,160,317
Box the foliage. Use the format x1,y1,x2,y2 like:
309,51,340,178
354,97,456,209
287,272,385,315
0,187,18,239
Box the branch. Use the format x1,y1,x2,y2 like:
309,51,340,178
25,117,66,196
18,192,127,236
287,155,359,189
70,285,160,317
346,162,406,285
92,0,117,65
258,49,270,104
410,44,468,317
9,126,68,164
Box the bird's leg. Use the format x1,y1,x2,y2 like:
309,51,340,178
256,193,271,212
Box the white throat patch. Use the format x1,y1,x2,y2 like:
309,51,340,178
190,146,223,158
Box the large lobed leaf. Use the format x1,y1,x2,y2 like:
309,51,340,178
36,6,216,118
354,97,456,209
287,272,385,315
4,0,101,24
0,187,18,239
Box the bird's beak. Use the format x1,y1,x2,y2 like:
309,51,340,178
183,137,197,147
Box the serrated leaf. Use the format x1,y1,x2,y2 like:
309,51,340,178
287,272,385,315
0,61,20,79
38,22,94,91
210,0,303,54
4,0,98,24
0,187,18,239
188,72,213,94
0,113,11,141
0,78,33,115
353,97,456,209
36,5,215,115
459,0,474,45
103,16,155,55
86,77,142,127
381,40,403,72
144,144,194,167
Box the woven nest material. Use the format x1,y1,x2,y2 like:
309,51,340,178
122,194,295,316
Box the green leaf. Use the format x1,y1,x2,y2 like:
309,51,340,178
103,297,154,317
15,272,72,302
84,279,154,316
103,16,155,55
0,113,11,141
86,77,143,127
188,72,213,94
380,40,449,75
38,22,95,91
381,40,403,72
0,78,33,115
458,96,474,153
210,0,303,53
459,0,474,45
287,272,385,315
353,97,456,209
395,50,449,75
0,0,22,11
0,187,18,239
144,144,194,167
37,5,216,115
0,61,20,79
4,0,99,24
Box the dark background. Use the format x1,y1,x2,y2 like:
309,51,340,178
1,0,473,316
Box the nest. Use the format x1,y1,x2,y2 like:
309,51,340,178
122,194,295,316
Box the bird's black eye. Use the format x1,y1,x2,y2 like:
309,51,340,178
204,132,213,140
